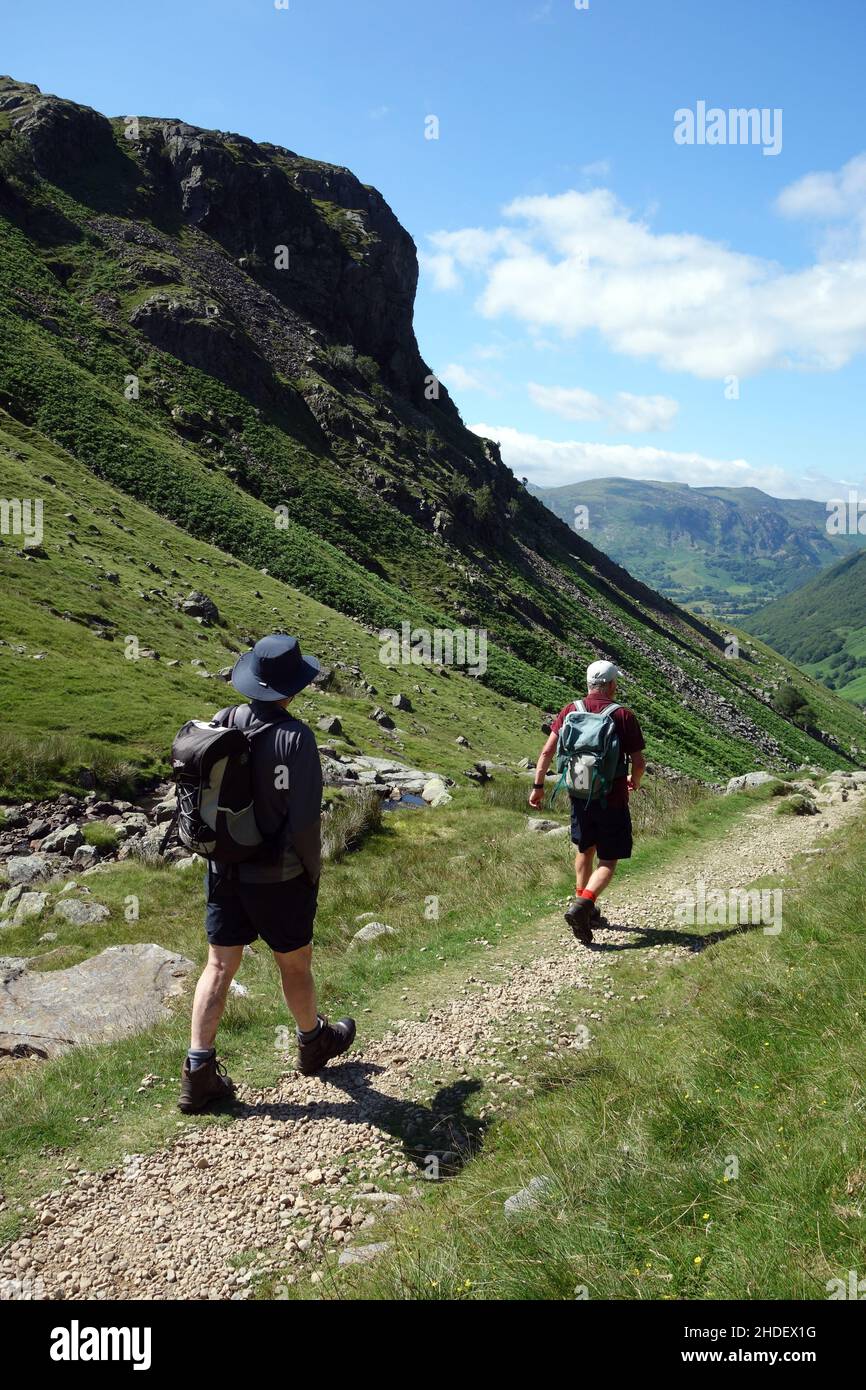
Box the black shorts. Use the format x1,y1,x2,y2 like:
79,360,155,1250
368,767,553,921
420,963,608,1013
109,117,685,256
569,799,633,860
204,868,318,953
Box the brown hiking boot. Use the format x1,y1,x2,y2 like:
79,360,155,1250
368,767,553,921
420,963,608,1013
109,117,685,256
297,1016,356,1076
178,1055,236,1113
564,896,594,946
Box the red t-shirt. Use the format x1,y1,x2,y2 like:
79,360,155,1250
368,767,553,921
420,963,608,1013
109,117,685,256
550,693,645,809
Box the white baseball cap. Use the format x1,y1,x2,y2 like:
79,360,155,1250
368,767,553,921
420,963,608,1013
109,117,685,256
586,659,623,685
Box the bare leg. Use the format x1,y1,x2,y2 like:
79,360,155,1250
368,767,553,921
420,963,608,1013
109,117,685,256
190,944,243,1050
586,858,617,901
575,847,595,894
272,943,318,1033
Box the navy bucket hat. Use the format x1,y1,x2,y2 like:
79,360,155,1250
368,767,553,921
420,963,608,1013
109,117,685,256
231,633,321,701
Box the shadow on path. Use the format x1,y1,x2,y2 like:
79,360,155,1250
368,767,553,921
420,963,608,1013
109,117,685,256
589,917,770,953
236,1060,488,1176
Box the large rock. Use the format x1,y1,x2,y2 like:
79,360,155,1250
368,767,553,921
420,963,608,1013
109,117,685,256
39,824,84,854
503,1176,553,1216
1,886,23,916
421,777,452,807
725,771,778,794
338,1242,391,1268
0,944,195,1058
349,921,396,949
180,590,219,624
13,891,47,925
54,898,110,926
5,855,53,886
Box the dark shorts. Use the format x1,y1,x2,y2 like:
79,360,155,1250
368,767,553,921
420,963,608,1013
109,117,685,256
205,868,318,953
569,799,633,860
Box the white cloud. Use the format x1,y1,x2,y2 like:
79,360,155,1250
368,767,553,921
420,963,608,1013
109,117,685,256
777,152,866,223
528,382,678,432
580,159,611,180
425,164,866,378
468,422,828,497
441,362,492,394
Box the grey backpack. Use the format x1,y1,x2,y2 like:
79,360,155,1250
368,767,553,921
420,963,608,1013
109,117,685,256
552,700,625,806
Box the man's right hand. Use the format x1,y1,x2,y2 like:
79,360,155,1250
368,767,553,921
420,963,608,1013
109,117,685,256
528,787,545,809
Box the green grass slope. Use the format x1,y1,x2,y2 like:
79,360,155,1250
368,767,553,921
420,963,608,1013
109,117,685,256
745,550,866,705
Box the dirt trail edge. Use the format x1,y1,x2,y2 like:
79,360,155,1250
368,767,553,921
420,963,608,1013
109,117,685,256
3,791,863,1300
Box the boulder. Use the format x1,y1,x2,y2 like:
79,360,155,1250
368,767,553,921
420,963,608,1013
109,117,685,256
13,891,47,924
421,777,448,803
504,1176,553,1216
527,818,561,833
5,855,53,886
391,693,412,711
40,824,84,855
318,715,342,735
349,921,397,948
338,1242,391,1268
0,943,195,1058
54,898,110,926
1,885,23,916
72,844,98,868
180,590,219,624
725,772,777,795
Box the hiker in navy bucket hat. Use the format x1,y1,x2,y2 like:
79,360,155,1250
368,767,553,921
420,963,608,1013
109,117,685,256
175,632,356,1113
231,633,321,701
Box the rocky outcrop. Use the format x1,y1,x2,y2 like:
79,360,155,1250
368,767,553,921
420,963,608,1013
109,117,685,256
0,944,194,1058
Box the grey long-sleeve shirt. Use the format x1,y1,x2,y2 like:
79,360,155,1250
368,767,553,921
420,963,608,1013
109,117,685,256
213,700,323,884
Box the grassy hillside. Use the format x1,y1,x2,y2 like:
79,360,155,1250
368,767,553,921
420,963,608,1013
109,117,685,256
530,477,865,619
745,550,866,705
1,75,865,794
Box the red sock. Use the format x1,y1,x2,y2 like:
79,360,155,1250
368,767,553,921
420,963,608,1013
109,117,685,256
579,888,596,902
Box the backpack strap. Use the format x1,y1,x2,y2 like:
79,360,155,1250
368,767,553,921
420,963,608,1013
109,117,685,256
599,702,629,784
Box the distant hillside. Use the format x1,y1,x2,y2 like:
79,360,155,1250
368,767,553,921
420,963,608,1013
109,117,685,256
744,550,866,705
0,76,864,791
530,478,866,618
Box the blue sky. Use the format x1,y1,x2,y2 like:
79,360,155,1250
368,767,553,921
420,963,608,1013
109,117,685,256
5,0,866,499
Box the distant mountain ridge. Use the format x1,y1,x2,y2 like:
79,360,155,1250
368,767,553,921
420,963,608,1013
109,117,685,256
530,477,866,618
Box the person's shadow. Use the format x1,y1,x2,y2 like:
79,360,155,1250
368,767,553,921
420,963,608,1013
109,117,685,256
237,1062,487,1176
589,915,771,952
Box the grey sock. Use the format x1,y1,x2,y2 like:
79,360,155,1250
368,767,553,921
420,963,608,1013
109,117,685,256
297,1017,323,1043
188,1047,215,1071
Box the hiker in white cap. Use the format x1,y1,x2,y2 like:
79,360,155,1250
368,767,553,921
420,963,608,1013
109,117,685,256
529,659,646,946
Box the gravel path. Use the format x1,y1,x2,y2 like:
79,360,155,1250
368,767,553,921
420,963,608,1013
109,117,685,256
3,789,862,1300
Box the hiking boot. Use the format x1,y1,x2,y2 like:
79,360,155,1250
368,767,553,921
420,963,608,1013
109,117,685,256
178,1055,235,1113
564,896,594,946
297,1016,357,1075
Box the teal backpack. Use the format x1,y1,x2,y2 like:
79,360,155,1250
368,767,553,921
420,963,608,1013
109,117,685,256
551,700,625,806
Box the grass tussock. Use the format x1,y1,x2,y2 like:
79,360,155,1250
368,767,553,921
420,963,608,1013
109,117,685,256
0,728,141,800
322,789,383,862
